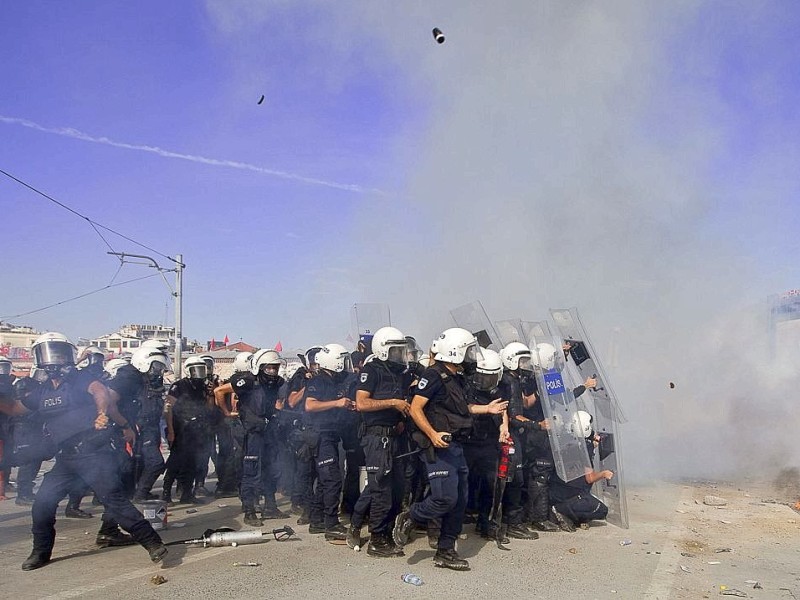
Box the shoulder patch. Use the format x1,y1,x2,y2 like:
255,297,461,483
417,377,428,390
360,372,368,383
236,379,246,387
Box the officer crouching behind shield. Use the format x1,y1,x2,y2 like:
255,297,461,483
0,332,167,571
392,328,507,571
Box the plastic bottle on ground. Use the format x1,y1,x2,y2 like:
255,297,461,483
401,573,423,586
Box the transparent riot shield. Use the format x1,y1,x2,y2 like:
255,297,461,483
450,301,502,351
350,304,391,352
550,308,629,528
495,319,525,347
523,320,592,483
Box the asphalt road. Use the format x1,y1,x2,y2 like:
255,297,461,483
1,473,798,599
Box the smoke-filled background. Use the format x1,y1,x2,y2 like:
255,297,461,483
3,1,800,482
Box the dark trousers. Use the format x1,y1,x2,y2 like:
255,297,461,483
216,419,243,493
310,430,342,528
31,448,161,554
464,440,498,529
17,460,43,498
526,456,554,522
554,493,608,523
352,434,403,535
164,429,203,498
409,442,468,551
134,422,165,496
239,427,278,510
340,426,363,515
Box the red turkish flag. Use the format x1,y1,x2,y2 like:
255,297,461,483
223,335,229,345
274,341,283,352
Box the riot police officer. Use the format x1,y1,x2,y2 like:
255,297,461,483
463,348,513,539
348,327,411,557
106,346,170,502
393,328,507,571
0,356,15,499
0,332,167,570
225,349,288,525
304,343,354,542
163,356,212,505
212,351,252,498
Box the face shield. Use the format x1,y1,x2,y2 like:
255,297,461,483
147,360,167,381
202,358,214,377
387,345,408,366
461,343,482,376
405,337,422,365
471,370,501,392
34,341,76,370
187,363,208,380
517,356,533,372
0,361,11,376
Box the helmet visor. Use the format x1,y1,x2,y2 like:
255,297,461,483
463,343,482,364
472,371,501,391
34,341,75,367
259,364,280,377
147,361,167,379
387,345,408,366
0,362,11,375
187,364,207,379
517,356,533,371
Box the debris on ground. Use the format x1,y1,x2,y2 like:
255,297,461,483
568,547,577,554
680,565,691,573
186,509,198,514
719,589,747,597
150,575,167,585
233,562,261,567
620,539,632,546
704,495,728,506
715,547,732,553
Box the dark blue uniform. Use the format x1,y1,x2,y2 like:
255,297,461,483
231,371,284,514
305,371,347,530
22,369,163,561
107,365,165,499
409,364,472,552
351,361,410,536
549,440,608,523
163,378,208,502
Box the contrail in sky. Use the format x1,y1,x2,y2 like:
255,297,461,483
0,115,385,195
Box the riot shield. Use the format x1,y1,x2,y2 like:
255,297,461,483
550,308,629,528
495,319,525,347
450,301,502,351
523,320,592,483
350,304,391,353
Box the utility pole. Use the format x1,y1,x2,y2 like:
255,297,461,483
107,251,185,377
174,254,184,378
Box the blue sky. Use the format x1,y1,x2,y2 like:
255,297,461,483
2,1,800,360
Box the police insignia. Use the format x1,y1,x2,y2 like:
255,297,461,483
236,379,245,387
360,372,368,383
418,378,428,390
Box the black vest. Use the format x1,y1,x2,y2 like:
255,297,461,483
362,362,406,427
35,370,99,447
424,363,473,436
172,378,209,432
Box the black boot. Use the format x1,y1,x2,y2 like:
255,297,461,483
530,519,561,532
324,523,347,542
261,505,289,519
392,510,415,548
143,541,168,563
96,529,136,548
507,524,538,540
243,510,263,527
433,548,470,571
551,506,576,532
65,506,94,519
296,508,311,526
346,524,362,550
367,534,405,558
21,550,51,571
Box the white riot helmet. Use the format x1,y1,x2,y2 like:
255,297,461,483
184,356,208,380
104,358,129,379
233,352,254,374
499,342,533,372
77,346,106,371
0,356,12,376
472,347,503,391
32,332,77,376
142,339,170,351
316,343,353,374
251,349,283,384
371,326,407,364
131,347,171,381
303,346,323,374
571,410,594,439
199,354,215,377
532,342,558,371
117,352,133,364
431,328,480,366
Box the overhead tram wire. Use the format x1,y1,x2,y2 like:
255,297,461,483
0,272,162,320
0,167,179,266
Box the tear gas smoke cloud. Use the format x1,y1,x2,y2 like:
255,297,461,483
207,1,800,482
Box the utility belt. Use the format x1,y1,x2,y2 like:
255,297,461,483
363,424,401,438
59,429,113,456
